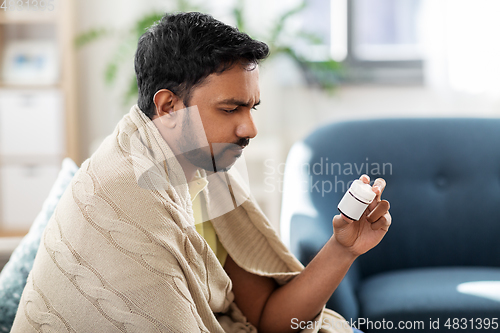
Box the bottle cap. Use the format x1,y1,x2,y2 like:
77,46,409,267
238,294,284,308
350,180,376,203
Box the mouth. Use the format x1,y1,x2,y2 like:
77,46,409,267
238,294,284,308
229,146,244,154
210,142,248,159
228,142,247,152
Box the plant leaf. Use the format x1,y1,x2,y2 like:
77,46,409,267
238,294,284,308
133,12,165,39
104,62,118,85
103,36,136,85
233,0,245,32
74,28,111,48
296,31,324,45
124,75,139,106
269,1,307,44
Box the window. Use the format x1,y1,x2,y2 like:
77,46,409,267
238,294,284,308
299,0,424,84
352,0,422,61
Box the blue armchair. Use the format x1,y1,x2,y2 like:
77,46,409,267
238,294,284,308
281,118,500,332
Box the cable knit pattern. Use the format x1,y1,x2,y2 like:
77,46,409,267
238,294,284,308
11,105,351,333
22,275,75,333
42,217,167,332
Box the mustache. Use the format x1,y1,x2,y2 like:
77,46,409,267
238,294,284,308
207,138,250,152
235,138,250,148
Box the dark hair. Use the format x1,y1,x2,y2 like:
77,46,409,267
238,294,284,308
134,12,269,119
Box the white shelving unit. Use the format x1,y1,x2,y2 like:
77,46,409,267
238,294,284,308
0,0,79,236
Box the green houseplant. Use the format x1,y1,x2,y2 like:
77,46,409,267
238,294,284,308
76,0,342,106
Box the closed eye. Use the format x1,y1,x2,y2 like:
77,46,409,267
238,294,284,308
223,108,238,114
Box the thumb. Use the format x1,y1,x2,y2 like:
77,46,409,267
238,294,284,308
333,214,353,229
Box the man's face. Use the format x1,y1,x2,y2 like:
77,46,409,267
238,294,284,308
177,64,260,172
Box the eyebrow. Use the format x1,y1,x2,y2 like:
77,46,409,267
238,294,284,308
216,98,261,108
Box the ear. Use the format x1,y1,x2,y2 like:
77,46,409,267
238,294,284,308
153,89,183,128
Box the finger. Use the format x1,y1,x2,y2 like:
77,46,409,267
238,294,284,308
333,214,353,229
359,174,370,184
367,200,390,223
368,178,387,210
372,178,387,200
368,186,381,211
370,212,391,231
341,213,355,224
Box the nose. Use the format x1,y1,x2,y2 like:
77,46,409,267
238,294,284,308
235,111,258,139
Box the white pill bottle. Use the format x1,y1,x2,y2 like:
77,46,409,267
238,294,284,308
337,180,376,221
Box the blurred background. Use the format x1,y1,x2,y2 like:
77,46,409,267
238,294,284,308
1,0,500,238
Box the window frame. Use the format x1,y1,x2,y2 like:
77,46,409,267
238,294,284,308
338,0,424,84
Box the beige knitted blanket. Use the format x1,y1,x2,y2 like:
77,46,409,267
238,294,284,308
12,106,352,333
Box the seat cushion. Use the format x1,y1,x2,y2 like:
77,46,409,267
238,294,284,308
358,267,500,332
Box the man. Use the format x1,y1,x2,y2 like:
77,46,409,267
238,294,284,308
12,12,390,333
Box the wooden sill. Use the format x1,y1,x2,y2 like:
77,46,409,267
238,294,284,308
0,230,28,238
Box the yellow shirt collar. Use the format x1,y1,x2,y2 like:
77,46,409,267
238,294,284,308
188,170,208,202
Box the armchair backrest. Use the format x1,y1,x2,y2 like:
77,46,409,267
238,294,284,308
281,118,500,279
